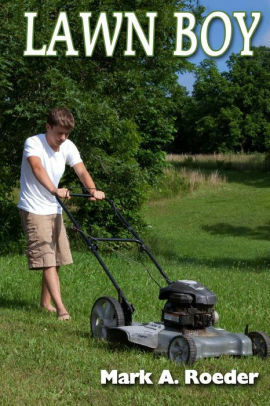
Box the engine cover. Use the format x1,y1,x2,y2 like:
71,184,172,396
159,280,217,305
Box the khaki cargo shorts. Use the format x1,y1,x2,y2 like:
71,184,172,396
19,210,73,270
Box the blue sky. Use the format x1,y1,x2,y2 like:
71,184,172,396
180,0,270,93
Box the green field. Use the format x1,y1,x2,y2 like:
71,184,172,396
1,162,270,405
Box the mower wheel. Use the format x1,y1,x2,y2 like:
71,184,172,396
90,296,125,339
248,331,270,358
168,335,197,365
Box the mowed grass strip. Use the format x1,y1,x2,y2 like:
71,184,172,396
1,163,270,405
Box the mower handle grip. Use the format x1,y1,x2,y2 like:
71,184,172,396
69,192,94,198
69,192,110,202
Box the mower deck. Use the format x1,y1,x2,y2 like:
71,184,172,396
108,322,253,363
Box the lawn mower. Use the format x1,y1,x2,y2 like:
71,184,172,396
57,193,270,364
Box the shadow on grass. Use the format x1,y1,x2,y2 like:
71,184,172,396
107,341,153,354
174,255,270,272
97,338,153,355
74,330,92,339
144,239,270,272
0,297,38,311
75,330,155,355
202,222,270,241
224,170,270,189
73,333,135,353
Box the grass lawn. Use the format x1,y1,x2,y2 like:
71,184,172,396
1,165,270,405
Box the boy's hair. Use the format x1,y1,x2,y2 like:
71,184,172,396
47,107,75,130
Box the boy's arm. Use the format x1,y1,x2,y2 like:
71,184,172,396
27,156,70,198
73,162,105,200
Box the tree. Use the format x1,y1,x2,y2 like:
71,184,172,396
172,48,270,154
226,47,270,151
172,60,243,153
193,60,243,152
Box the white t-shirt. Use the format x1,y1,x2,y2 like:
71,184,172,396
18,133,82,214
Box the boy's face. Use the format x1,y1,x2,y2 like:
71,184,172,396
46,124,71,151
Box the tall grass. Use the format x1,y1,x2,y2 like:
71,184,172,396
167,153,267,171
150,167,226,200
179,167,226,191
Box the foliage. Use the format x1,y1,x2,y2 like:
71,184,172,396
226,47,270,152
171,47,270,154
0,0,201,252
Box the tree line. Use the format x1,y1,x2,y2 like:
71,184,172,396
171,46,270,153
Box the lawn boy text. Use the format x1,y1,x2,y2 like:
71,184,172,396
24,11,261,58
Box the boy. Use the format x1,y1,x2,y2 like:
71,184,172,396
18,107,105,320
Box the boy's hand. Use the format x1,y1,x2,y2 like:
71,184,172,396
89,190,105,201
54,188,70,199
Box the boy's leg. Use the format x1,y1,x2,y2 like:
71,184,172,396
40,272,57,312
42,266,69,318
41,266,61,311
19,210,71,319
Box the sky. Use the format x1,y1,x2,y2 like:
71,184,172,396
180,0,270,93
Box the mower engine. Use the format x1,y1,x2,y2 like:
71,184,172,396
159,280,218,330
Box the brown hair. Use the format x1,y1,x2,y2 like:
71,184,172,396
47,107,75,130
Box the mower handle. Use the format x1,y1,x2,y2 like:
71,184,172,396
69,192,112,205
57,192,171,285
68,192,149,243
